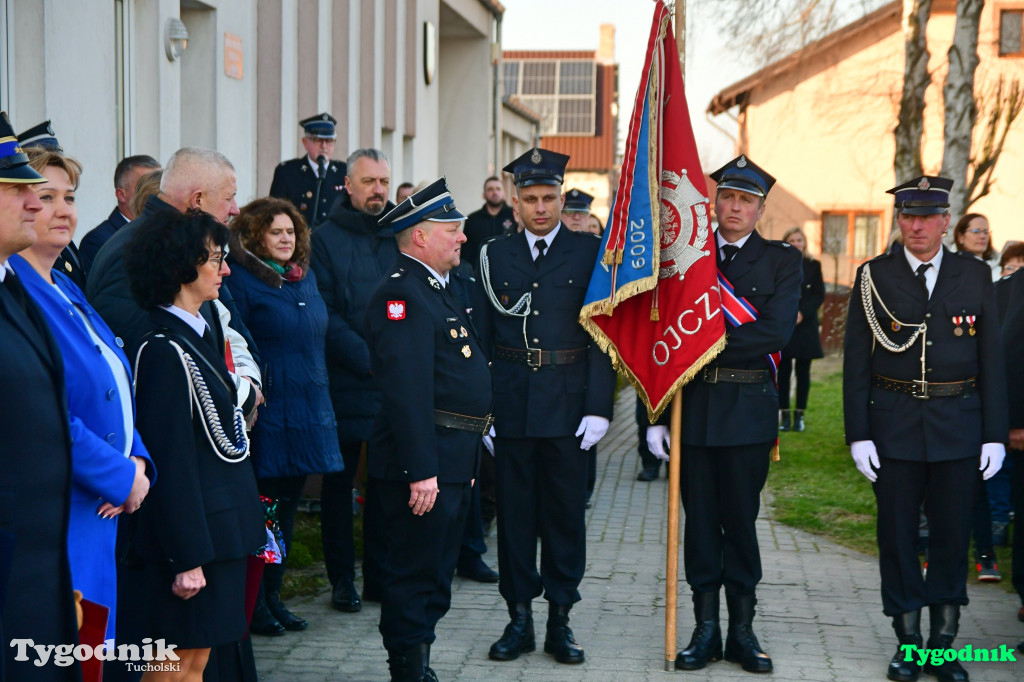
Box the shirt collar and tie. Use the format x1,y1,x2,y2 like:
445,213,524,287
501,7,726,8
903,246,943,298
525,224,561,262
715,231,752,273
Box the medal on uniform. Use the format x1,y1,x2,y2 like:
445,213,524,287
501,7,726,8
966,315,976,336
460,326,468,337
450,329,458,339
952,316,963,336
64,261,72,272
891,321,901,332
461,345,471,358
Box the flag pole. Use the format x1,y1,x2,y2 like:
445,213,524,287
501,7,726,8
664,390,682,670
664,1,687,672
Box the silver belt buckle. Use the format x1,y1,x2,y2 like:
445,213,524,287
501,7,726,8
526,348,543,368
912,379,930,400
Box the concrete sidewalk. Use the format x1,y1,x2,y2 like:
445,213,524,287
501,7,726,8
253,388,1023,681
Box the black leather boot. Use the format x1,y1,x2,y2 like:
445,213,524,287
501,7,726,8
386,645,425,682
887,610,922,681
793,410,806,432
249,598,286,636
266,590,308,631
419,643,438,682
922,604,969,682
779,410,791,431
724,593,772,673
676,591,722,670
488,602,535,661
332,577,362,612
544,603,585,664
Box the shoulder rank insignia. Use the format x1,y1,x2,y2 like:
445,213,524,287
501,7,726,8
427,276,440,290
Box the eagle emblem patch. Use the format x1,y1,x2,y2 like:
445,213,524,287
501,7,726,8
387,301,406,320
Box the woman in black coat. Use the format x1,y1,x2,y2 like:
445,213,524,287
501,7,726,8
778,227,824,432
226,197,343,634
122,211,264,680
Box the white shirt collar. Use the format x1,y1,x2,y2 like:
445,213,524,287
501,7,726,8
716,230,753,251
404,255,449,287
160,304,210,337
307,156,326,178
525,223,561,260
0,262,9,282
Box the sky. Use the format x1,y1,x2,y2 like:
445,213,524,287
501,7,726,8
501,0,755,170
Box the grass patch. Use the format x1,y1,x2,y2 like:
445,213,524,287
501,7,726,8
767,356,1014,589
280,509,364,600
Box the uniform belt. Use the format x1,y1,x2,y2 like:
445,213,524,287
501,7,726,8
871,374,977,399
702,366,770,384
433,409,494,435
494,346,588,368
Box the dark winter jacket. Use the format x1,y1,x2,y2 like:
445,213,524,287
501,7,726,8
310,191,399,440
225,234,343,478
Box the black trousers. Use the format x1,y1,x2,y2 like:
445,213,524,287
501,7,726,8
1011,451,1024,599
457,480,487,567
681,442,772,596
636,397,659,469
778,355,812,410
495,436,587,605
257,475,306,595
377,479,471,651
321,439,383,589
874,456,977,616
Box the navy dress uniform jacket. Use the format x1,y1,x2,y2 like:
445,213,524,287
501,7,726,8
80,207,128,271
843,245,1008,461
782,256,825,359
269,157,347,228
0,273,81,682
366,256,493,484
476,227,615,437
679,231,802,445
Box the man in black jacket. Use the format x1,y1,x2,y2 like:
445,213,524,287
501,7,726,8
365,179,492,682
269,113,347,228
648,155,801,674
844,176,1007,682
462,175,515,270
479,148,616,666
0,111,80,682
80,154,161,270
310,148,397,613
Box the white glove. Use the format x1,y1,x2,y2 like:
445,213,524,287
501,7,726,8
980,442,1006,480
575,416,610,450
482,425,495,456
646,426,671,462
850,440,880,482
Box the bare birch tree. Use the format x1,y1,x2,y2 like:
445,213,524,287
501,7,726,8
893,0,932,182
939,0,982,222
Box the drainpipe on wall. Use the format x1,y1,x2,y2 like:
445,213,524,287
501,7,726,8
493,13,502,174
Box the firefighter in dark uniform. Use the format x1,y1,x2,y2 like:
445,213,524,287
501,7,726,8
843,176,1007,682
365,178,493,682
560,188,593,233
478,147,616,666
269,113,347,228
647,155,801,674
17,121,87,290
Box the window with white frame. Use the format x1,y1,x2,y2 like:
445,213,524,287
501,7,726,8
503,58,596,136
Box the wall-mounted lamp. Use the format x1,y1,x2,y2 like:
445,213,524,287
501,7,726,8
165,18,189,62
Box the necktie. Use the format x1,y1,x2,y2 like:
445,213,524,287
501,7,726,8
720,244,739,272
534,238,548,267
915,263,931,294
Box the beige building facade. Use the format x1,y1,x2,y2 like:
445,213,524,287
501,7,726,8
0,0,521,238
708,0,1024,287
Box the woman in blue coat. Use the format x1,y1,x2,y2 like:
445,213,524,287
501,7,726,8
226,197,343,635
10,148,154,642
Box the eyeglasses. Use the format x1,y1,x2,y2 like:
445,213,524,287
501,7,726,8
207,252,227,268
967,228,989,235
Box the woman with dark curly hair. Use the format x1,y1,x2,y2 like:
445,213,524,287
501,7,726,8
225,197,342,635
121,210,264,681
953,213,1000,281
